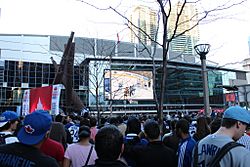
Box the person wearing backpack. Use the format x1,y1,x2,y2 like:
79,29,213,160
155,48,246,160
193,105,250,167
0,110,19,144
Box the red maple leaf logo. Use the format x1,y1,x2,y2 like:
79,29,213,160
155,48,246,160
24,125,35,134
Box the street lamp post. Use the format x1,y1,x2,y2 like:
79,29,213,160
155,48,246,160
194,44,211,117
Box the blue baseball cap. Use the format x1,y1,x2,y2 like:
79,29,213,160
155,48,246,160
0,111,19,127
223,106,250,124
17,110,52,145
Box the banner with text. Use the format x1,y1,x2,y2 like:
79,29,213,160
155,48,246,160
22,84,62,116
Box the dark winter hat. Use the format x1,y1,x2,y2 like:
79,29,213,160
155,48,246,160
78,125,91,138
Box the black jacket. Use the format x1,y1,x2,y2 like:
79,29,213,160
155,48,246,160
124,140,177,167
0,142,59,167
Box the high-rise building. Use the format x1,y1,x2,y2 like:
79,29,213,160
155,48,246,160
168,3,200,59
129,5,157,46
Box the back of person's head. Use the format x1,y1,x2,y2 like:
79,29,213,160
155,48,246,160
209,118,222,133
194,116,211,140
78,125,91,139
122,115,128,122
176,119,189,134
143,119,160,140
55,114,64,123
222,106,250,128
196,116,210,132
95,125,123,161
83,111,89,118
49,121,65,143
125,116,141,135
68,114,75,121
246,125,250,135
170,120,177,131
109,116,118,126
117,115,124,124
246,125,250,132
89,116,97,127
98,116,107,127
183,115,192,124
0,110,19,131
80,117,90,127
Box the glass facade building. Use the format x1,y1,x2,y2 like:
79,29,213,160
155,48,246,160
0,34,247,113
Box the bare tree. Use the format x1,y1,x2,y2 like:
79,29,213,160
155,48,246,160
74,38,121,124
78,0,246,128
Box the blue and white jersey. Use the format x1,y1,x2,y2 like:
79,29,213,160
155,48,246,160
237,133,250,151
67,123,80,143
177,136,196,167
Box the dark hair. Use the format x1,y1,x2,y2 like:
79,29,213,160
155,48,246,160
109,116,118,125
247,125,250,131
80,118,90,127
193,116,211,141
144,120,160,140
55,114,64,122
176,119,189,134
68,114,75,120
89,116,97,127
117,115,124,124
95,125,123,161
183,115,192,124
209,118,222,133
0,119,18,131
78,125,91,139
125,116,141,135
170,120,177,131
221,118,238,128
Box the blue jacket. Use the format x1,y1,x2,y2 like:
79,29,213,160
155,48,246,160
177,136,196,167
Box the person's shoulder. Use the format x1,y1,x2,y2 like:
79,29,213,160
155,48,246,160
231,144,249,152
163,144,176,153
52,122,64,128
224,144,250,163
47,138,62,145
66,142,77,149
162,132,172,139
189,136,197,143
0,142,20,149
39,155,59,167
48,138,64,150
197,134,212,144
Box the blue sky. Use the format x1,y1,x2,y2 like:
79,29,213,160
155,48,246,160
0,0,250,70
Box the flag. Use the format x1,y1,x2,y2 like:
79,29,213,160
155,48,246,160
22,84,62,116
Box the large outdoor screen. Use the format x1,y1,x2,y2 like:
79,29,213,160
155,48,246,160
104,70,153,100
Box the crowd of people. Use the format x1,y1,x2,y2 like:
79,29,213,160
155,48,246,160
0,105,249,167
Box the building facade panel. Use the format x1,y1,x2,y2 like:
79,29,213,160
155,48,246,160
117,42,135,58
0,34,247,113
74,37,95,55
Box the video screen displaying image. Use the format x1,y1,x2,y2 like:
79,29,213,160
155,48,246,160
104,70,153,100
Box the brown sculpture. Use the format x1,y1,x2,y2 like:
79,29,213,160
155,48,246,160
50,32,84,114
